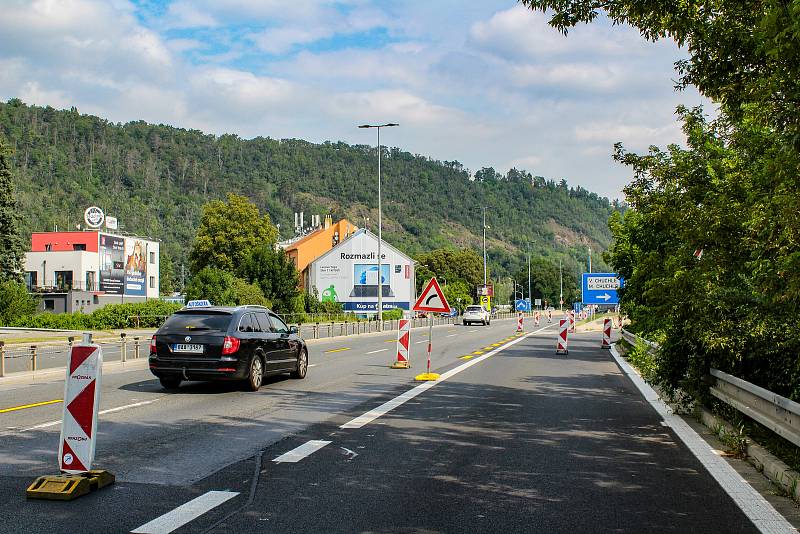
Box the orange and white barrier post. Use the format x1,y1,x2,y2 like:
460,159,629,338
601,317,612,349
556,319,569,355
390,318,411,369
516,312,524,332
534,311,540,326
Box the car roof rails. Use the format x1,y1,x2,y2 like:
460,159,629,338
237,305,268,310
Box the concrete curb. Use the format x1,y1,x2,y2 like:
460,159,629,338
700,408,800,504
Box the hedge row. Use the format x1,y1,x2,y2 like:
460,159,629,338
10,300,183,330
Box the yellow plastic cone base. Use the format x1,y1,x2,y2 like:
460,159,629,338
415,372,440,381
26,470,115,501
390,361,411,369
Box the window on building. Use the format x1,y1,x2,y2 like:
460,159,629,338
149,251,155,264
55,271,73,290
93,295,99,304
86,271,96,291
24,271,37,290
149,276,156,289
45,244,52,251
44,300,55,311
72,244,86,251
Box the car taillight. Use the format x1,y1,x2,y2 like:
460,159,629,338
222,336,240,355
149,336,157,354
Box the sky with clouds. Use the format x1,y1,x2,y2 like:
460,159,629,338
0,0,710,200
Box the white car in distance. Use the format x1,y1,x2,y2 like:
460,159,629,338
462,305,490,326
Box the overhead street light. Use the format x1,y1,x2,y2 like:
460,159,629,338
358,123,399,331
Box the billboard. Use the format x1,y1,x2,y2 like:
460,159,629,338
312,230,414,313
99,234,125,294
124,239,148,296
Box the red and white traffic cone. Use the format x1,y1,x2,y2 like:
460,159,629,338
534,311,540,326
516,312,524,332
556,319,569,355
601,317,611,349
390,318,411,369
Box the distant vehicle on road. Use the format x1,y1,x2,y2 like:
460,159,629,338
149,305,308,391
462,305,491,326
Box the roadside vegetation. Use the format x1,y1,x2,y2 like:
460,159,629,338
524,1,800,402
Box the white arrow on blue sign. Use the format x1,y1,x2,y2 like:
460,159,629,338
581,273,623,305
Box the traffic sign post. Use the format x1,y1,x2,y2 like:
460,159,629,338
390,317,411,369
581,273,623,305
27,333,114,500
556,319,569,356
601,317,612,349
412,278,450,381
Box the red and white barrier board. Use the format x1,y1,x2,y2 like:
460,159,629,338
395,318,411,365
601,318,612,349
556,319,569,355
59,341,103,474
517,313,524,332
534,311,540,326
547,310,552,323
568,311,575,333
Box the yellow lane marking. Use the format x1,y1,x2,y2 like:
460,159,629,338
0,399,62,414
472,351,484,355
483,346,495,350
325,348,351,353
385,339,396,343
459,355,475,360
491,343,503,347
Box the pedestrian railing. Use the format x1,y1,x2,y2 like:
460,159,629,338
619,328,800,448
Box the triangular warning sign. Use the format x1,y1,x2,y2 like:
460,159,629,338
413,278,450,313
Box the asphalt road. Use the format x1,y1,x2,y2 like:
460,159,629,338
0,318,782,533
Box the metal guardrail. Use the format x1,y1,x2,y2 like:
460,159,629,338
709,369,800,448
619,328,800,448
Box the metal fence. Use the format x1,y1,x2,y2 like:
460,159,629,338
619,329,800,448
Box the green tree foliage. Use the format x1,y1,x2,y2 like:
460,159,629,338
159,252,176,295
231,278,271,307
0,99,615,287
513,258,579,307
189,193,278,274
442,280,473,313
0,281,37,324
184,267,237,305
522,1,800,399
237,245,301,313
0,137,25,283
8,300,182,329
415,248,484,293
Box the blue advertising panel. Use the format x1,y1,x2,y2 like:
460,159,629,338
515,299,530,312
581,273,623,305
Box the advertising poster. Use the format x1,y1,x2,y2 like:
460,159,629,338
311,230,414,313
124,239,147,296
99,234,125,294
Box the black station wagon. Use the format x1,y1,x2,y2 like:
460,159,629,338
149,305,308,391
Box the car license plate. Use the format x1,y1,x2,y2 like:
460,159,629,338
172,343,203,353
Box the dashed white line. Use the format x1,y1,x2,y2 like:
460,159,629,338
273,440,332,463
131,490,239,534
446,334,458,338
366,349,389,354
610,344,796,534
21,399,160,432
414,340,427,344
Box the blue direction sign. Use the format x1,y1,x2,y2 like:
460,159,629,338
581,273,623,305
515,299,530,312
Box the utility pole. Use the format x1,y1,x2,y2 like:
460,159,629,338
559,258,563,311
588,246,592,273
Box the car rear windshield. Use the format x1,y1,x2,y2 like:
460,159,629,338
465,306,482,312
160,311,232,333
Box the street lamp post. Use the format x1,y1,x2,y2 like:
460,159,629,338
358,123,398,331
527,241,532,310
482,207,489,288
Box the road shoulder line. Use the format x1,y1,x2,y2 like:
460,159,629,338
130,490,239,534
609,344,796,534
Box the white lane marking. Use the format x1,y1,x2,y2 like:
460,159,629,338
308,364,318,368
21,399,160,432
468,329,478,333
340,325,554,430
273,440,332,463
366,349,389,354
609,345,796,534
446,334,458,338
414,340,427,344
131,490,239,534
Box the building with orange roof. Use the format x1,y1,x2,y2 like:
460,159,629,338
280,216,358,289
